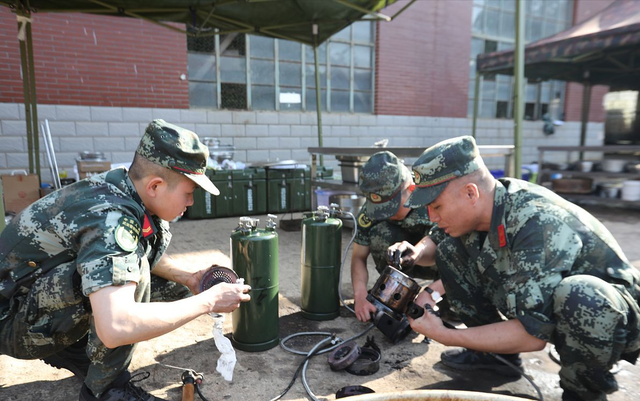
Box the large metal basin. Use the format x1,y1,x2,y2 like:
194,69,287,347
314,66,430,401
345,389,526,401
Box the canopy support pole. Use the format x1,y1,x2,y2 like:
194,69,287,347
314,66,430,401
512,0,525,179
389,0,417,21
313,24,324,167
16,8,40,179
332,0,391,22
579,82,592,160
472,72,481,139
26,14,41,178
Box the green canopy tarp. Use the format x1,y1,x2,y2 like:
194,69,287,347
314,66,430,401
4,0,409,46
476,0,640,91
1,0,414,178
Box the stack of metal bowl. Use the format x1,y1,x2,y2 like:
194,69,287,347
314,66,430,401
335,155,370,183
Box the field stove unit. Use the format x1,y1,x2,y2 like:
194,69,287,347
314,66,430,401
366,266,424,343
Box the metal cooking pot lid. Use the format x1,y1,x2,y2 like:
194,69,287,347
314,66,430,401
249,160,307,169
79,151,106,160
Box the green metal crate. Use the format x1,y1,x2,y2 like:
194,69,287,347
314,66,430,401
186,169,234,219
232,168,267,216
267,167,311,213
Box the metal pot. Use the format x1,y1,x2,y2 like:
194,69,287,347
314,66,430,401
79,151,107,161
335,155,370,183
602,159,627,173
203,137,235,163
330,193,365,228
598,183,622,198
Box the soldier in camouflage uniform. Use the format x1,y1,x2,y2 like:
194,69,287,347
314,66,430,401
351,151,437,322
401,136,640,401
0,120,251,401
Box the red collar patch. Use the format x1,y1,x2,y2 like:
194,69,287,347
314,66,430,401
142,214,156,239
498,224,507,247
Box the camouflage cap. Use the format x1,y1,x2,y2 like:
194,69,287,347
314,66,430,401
136,119,220,195
358,151,412,220
405,136,481,208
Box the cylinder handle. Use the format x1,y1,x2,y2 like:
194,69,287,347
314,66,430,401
266,214,278,230
237,216,258,233
316,205,330,221
329,202,340,217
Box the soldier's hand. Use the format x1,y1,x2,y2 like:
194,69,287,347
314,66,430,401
205,282,251,313
354,296,377,323
386,241,418,269
407,302,445,338
187,268,208,295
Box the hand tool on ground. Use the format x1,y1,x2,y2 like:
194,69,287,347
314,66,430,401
181,369,204,401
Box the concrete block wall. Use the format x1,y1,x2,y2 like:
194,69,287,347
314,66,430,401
0,102,603,185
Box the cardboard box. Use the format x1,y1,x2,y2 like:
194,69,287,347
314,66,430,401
76,160,111,173
1,172,40,214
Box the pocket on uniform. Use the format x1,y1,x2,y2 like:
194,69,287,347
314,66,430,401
111,253,142,286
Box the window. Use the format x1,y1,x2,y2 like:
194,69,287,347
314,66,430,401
468,0,573,120
187,21,375,113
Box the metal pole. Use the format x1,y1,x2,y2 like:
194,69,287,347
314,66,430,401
513,0,525,179
17,13,34,174
44,120,62,189
313,24,324,167
26,19,41,182
41,123,58,190
579,83,592,161
472,72,481,139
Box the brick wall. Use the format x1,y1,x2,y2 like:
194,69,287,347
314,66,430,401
563,0,616,122
0,8,189,108
375,0,472,118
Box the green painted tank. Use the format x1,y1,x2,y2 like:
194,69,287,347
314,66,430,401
300,205,343,320
231,215,279,352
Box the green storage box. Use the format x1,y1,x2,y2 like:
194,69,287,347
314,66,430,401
267,167,311,213
187,168,267,219
186,169,234,219
232,168,267,216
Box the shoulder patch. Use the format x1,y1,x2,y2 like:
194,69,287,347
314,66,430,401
115,216,140,252
358,213,372,228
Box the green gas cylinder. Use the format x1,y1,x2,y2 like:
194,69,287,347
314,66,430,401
300,205,343,320
231,215,279,352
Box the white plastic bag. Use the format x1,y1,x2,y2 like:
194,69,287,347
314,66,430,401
211,313,237,381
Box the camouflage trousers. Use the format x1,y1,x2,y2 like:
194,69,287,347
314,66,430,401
436,241,640,401
0,274,190,397
368,221,438,280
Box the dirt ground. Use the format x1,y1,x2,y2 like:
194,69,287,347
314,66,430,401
2,205,640,401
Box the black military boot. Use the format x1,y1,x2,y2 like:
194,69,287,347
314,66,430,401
79,371,168,401
561,389,584,401
440,348,523,377
42,335,90,379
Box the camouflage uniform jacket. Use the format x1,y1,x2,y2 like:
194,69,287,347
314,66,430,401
354,204,432,247
447,178,638,342
0,167,171,322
